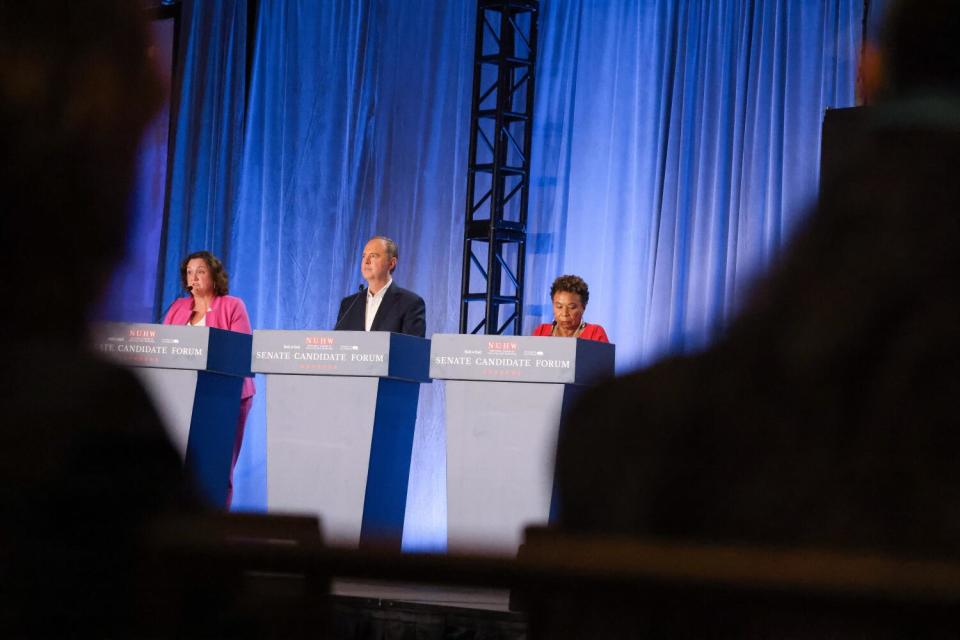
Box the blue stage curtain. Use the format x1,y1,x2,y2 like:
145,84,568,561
528,0,861,368
156,0,248,308
160,0,862,549
93,19,176,323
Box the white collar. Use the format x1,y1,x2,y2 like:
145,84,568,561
367,277,393,299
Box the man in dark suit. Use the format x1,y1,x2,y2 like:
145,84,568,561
335,236,426,337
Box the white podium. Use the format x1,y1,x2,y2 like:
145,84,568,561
430,334,614,554
252,330,430,550
91,322,251,506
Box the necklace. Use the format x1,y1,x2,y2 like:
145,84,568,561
552,322,586,338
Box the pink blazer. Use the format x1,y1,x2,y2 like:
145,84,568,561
163,295,255,399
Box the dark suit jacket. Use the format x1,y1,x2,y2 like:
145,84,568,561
335,282,426,337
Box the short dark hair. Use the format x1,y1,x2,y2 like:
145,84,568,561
550,274,590,307
882,0,960,96
180,251,230,296
370,235,398,273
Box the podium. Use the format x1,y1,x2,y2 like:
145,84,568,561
252,330,430,550
90,322,252,506
430,334,615,554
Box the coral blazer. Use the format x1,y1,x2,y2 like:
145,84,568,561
163,295,255,398
533,322,610,343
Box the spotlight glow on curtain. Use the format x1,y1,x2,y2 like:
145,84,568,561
526,0,861,368
158,0,861,550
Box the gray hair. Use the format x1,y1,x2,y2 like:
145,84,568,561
370,235,398,271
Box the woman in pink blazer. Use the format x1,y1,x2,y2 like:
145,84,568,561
532,274,610,343
163,250,254,507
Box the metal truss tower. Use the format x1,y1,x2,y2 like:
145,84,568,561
459,0,539,335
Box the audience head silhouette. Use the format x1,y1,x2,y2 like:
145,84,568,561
0,1,162,336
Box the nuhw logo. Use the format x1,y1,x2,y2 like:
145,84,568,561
129,328,156,338
305,336,334,346
487,340,517,351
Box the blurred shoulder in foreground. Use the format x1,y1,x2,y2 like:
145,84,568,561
0,2,197,635
555,0,960,559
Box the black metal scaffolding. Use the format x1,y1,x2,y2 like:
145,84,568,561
459,0,539,335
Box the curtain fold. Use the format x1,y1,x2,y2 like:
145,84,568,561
157,0,248,308
527,0,860,367
158,0,862,549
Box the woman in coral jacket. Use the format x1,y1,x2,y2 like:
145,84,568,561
163,250,254,507
532,274,610,343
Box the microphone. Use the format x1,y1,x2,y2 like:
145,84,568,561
335,284,367,330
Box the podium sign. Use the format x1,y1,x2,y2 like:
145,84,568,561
252,330,428,381
92,322,251,375
430,334,614,555
90,322,251,507
252,330,430,550
92,323,209,369
430,333,614,384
